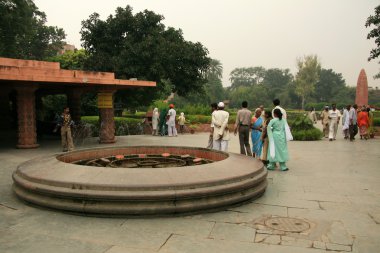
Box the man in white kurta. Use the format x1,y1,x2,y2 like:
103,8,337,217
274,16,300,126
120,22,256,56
166,104,177,137
212,102,230,151
272,99,287,119
328,104,341,141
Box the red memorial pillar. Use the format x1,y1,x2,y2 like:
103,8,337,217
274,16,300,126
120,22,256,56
98,90,116,144
355,69,368,107
16,86,39,149
67,88,83,123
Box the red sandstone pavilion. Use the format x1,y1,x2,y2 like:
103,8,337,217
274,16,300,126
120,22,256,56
0,57,156,149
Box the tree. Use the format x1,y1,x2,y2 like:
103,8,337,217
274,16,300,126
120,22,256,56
0,0,66,60
366,5,380,79
262,68,293,99
294,55,321,110
206,59,223,79
314,69,346,103
47,49,88,70
80,6,210,107
229,66,266,90
203,58,224,103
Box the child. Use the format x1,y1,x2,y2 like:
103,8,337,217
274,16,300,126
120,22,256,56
178,112,186,134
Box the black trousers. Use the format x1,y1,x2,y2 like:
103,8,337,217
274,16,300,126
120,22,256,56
349,124,358,140
239,125,252,156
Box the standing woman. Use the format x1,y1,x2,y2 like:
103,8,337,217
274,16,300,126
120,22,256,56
261,110,272,165
357,106,369,140
267,108,289,171
367,107,374,138
152,108,159,135
251,108,263,158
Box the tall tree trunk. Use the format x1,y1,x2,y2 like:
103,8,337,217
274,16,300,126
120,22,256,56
301,95,305,110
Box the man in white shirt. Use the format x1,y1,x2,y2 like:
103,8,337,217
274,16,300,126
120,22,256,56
328,103,341,141
272,98,287,119
207,103,218,149
349,104,358,141
166,104,177,137
212,102,230,151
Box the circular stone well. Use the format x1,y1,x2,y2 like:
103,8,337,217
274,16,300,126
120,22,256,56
12,146,267,216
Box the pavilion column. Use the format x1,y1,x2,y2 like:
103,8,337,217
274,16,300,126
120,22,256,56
0,88,12,130
98,90,116,144
67,88,83,123
16,86,39,149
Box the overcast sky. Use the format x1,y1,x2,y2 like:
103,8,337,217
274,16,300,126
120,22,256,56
34,0,380,88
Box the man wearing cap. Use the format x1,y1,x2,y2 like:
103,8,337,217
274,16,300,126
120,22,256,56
166,104,177,137
234,101,252,156
212,102,230,151
320,106,329,138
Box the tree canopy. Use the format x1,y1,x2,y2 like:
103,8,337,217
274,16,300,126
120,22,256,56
314,68,346,103
366,4,380,79
0,0,66,60
47,49,88,70
295,55,321,110
80,6,210,107
229,66,266,90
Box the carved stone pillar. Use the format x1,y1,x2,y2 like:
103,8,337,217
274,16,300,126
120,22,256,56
16,86,39,149
98,90,116,144
67,88,83,123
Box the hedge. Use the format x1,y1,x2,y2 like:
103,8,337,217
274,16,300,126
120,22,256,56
289,114,323,141
81,116,144,136
292,128,323,141
373,118,380,127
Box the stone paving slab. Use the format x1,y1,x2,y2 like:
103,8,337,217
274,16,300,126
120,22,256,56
0,130,380,252
209,222,256,242
0,230,111,253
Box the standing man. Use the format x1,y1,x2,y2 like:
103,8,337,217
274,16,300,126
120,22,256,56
55,107,75,152
234,101,252,156
158,106,168,136
308,107,317,124
272,99,287,119
207,103,218,149
349,104,358,141
320,106,329,138
212,102,230,151
166,104,177,137
328,103,341,141
342,105,351,139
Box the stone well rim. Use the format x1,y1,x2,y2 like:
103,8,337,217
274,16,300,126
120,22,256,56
14,146,264,191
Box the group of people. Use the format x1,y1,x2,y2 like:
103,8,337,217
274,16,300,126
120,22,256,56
209,99,290,171
151,104,186,137
317,104,374,141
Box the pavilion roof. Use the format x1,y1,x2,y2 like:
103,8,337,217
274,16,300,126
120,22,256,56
0,57,156,88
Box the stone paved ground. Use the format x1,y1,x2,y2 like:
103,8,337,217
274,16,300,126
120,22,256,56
0,125,380,253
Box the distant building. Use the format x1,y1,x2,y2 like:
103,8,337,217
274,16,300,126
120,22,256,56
58,43,75,55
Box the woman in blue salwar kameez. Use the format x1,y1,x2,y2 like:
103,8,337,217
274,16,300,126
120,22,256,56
251,108,263,158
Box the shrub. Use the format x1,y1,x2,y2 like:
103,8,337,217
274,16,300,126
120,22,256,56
81,116,143,136
289,114,322,141
290,115,314,131
373,118,380,127
292,128,323,141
